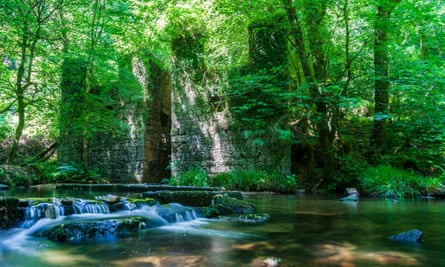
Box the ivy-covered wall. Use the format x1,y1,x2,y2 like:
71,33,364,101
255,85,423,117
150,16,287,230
59,17,290,182
59,55,171,183
170,16,291,177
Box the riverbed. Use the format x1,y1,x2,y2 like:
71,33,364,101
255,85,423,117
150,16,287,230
1,189,444,266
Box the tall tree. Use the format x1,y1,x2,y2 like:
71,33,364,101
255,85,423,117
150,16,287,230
1,0,62,163
371,0,401,155
281,0,336,187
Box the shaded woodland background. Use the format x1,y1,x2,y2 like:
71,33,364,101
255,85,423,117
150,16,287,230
0,0,444,195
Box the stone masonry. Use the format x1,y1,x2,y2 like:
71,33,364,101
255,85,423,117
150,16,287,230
59,17,290,182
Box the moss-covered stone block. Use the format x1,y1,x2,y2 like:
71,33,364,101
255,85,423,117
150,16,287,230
212,195,256,215
41,216,156,242
0,197,22,229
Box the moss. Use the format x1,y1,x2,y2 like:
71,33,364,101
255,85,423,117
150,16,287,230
195,207,219,218
212,195,256,215
0,197,22,229
43,216,155,242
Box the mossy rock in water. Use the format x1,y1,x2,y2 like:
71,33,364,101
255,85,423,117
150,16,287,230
0,197,22,229
212,195,256,215
194,207,219,218
40,216,158,242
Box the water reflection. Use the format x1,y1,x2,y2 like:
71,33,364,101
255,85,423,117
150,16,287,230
2,193,445,266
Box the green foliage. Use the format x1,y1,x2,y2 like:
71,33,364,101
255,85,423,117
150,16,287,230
0,0,443,187
50,162,103,183
27,161,59,184
210,170,297,193
0,165,38,186
0,115,13,139
229,69,288,127
272,174,298,193
358,165,443,198
169,167,208,187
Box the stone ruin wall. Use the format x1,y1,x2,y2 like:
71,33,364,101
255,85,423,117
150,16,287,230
170,17,291,177
59,17,291,182
59,56,170,183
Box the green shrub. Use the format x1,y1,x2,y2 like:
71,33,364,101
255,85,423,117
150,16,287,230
271,174,298,193
416,176,443,196
169,167,208,186
210,172,235,189
0,165,38,186
170,168,299,193
210,170,297,192
233,170,267,191
50,162,103,183
358,164,443,198
27,160,59,184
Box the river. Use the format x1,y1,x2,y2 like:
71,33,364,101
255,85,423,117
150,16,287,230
1,189,444,266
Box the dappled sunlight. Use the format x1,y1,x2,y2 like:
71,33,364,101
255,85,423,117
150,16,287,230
112,255,207,267
41,250,98,266
313,242,421,266
232,241,277,251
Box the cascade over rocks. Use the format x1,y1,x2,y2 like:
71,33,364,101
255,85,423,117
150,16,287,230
41,216,153,242
37,203,200,242
3,185,265,242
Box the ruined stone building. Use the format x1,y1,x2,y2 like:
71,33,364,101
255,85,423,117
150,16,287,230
59,18,291,183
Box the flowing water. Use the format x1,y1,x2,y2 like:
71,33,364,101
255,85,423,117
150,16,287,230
1,189,445,267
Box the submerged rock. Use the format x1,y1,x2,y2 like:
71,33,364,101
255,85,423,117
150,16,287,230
389,229,423,243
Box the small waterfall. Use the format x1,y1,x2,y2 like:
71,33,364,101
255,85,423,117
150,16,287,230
1,195,209,245
123,201,137,210
73,199,110,214
21,201,65,228
19,197,200,230
21,198,112,228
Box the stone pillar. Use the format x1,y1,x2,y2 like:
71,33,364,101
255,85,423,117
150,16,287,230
58,57,87,164
58,53,172,183
170,17,291,177
228,15,291,174
170,31,209,176
144,58,171,182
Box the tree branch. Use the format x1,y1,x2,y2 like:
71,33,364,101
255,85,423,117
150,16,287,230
0,100,16,114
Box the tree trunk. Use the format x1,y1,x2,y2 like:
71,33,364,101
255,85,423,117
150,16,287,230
6,0,46,163
7,96,25,163
371,0,401,155
282,0,336,185
7,26,28,163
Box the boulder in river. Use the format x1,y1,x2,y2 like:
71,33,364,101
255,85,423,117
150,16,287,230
0,184,9,190
339,187,359,202
389,229,423,243
212,194,256,215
